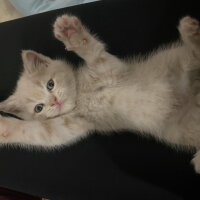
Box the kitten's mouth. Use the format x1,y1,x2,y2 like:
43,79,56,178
51,99,65,112
57,100,65,111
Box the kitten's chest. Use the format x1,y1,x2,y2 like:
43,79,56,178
77,88,114,116
76,89,126,131
76,68,119,120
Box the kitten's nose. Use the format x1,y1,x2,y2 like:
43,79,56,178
50,96,59,106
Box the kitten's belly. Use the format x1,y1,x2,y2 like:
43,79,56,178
76,81,174,134
113,83,175,134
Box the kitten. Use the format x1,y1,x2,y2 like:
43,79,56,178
0,15,200,173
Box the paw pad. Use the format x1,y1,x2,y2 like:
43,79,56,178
53,15,81,41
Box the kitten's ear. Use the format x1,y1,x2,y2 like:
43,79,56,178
0,95,22,116
22,50,51,74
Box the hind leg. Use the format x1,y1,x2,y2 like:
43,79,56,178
178,18,200,174
178,16,200,58
191,150,200,174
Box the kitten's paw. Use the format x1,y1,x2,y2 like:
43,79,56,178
191,152,200,174
53,15,81,40
53,15,88,50
178,16,200,41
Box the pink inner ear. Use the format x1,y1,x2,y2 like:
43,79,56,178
26,52,48,67
33,56,41,66
32,54,43,66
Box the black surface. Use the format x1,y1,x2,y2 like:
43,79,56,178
0,0,200,199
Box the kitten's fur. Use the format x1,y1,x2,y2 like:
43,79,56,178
1,15,200,173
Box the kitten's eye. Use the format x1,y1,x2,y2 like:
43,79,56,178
34,103,44,113
47,79,54,91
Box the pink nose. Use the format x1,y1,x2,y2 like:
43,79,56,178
50,97,59,106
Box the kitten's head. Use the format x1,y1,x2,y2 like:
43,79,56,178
0,50,77,120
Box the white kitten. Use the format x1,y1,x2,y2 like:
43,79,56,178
1,15,200,173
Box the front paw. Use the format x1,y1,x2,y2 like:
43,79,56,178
53,15,88,50
54,15,81,40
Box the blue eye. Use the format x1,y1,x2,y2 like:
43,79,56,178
34,103,44,113
47,79,54,91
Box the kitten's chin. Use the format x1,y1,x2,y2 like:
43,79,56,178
46,101,76,119
59,101,76,115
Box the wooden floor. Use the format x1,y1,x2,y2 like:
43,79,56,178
0,0,23,23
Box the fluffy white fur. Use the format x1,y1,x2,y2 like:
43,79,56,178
1,15,200,173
